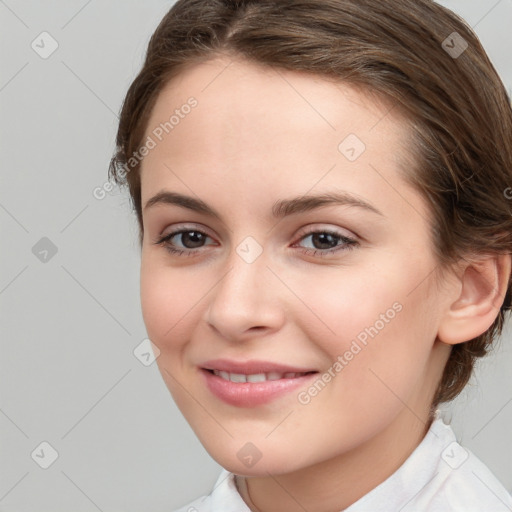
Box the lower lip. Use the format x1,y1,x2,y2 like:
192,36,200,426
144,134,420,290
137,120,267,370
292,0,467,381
200,368,318,407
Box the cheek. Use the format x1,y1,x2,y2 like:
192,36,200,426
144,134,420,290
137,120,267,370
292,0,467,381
327,251,435,341
298,265,403,354
303,259,437,391
140,262,202,409
140,261,199,351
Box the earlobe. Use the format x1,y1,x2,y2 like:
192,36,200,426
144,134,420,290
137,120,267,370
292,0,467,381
437,253,511,345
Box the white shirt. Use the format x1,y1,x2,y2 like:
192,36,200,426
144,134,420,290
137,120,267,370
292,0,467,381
173,411,512,511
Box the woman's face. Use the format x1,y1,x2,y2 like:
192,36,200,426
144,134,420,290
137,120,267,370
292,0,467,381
139,55,452,475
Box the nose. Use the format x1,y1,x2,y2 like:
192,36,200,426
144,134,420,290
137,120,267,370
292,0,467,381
204,246,286,343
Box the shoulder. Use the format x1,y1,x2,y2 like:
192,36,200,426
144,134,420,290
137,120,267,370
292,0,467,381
426,446,512,510
346,413,512,512
171,469,250,512
405,416,512,511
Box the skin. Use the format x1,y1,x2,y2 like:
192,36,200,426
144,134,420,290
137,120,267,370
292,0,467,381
138,54,510,512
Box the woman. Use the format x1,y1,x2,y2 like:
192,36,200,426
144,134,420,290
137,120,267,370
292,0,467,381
109,0,512,510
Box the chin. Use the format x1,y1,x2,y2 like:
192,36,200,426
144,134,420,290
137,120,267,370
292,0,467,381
204,443,309,477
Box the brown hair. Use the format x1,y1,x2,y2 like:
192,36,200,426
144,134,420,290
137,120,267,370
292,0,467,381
108,0,512,413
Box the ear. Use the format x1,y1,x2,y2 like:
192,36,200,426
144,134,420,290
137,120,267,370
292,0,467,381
437,253,511,345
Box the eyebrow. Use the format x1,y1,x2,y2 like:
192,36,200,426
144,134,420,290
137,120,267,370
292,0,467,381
143,190,383,219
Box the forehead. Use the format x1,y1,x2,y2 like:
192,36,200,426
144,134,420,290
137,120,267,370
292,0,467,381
144,55,403,139
139,55,420,221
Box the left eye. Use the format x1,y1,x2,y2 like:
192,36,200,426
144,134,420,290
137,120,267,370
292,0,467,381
293,230,358,257
153,228,358,257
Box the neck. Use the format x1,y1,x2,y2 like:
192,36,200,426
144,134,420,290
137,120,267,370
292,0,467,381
237,407,435,512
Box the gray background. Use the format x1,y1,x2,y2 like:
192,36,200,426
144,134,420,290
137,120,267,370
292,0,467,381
1,1,511,510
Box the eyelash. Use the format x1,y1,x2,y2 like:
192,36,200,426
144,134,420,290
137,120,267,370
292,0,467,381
153,226,359,258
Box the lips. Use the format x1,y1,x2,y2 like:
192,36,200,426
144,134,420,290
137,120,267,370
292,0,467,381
201,358,318,375
200,359,319,407
211,369,314,382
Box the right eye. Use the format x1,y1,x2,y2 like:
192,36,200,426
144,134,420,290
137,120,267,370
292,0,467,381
153,228,216,256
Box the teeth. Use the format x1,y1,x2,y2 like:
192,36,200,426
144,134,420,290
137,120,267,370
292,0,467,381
247,373,266,383
219,371,230,381
230,373,247,383
212,370,307,382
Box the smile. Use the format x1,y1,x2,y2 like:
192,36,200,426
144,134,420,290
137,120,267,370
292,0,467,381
201,368,319,407
211,369,315,382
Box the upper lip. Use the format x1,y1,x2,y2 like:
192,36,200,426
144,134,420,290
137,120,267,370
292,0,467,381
201,359,318,374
